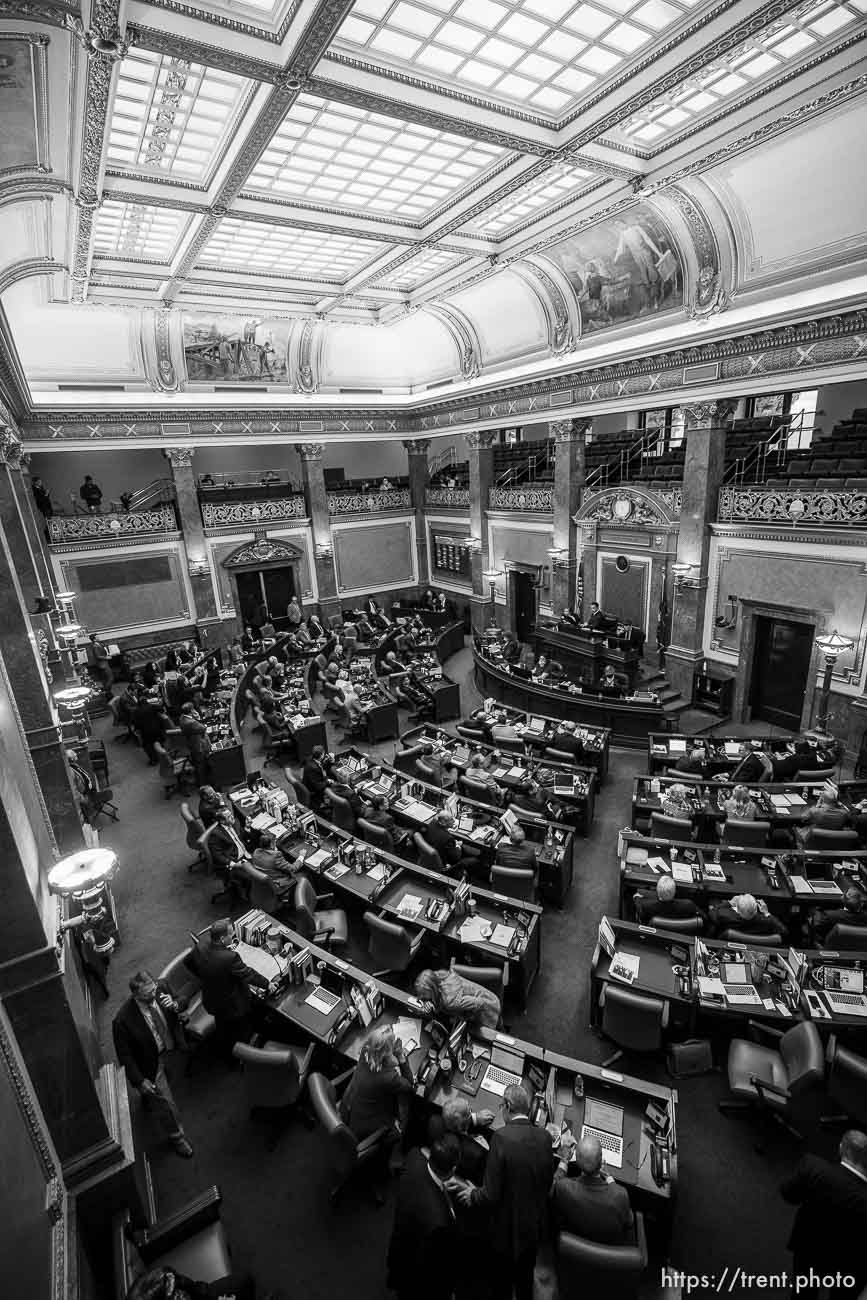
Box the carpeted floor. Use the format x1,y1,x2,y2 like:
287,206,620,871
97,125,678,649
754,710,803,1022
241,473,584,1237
90,645,849,1299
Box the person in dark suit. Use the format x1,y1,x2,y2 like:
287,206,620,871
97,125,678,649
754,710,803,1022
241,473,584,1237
634,876,706,927
364,793,398,840
207,808,253,902
307,613,326,639
550,720,584,760
771,740,817,782
711,892,786,939
458,1083,554,1300
727,742,774,783
810,887,867,943
302,745,333,809
421,810,463,869
179,703,212,784
780,1131,867,1294
387,1137,462,1300
496,825,538,875
133,696,171,765
325,778,366,821
340,1026,413,1180
553,1133,635,1245
112,970,193,1158
183,918,269,1056
427,1096,494,1184
586,602,605,630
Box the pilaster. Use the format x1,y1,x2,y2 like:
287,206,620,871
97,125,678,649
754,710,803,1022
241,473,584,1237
551,418,589,615
403,438,431,589
467,431,497,632
299,444,340,619
164,447,219,631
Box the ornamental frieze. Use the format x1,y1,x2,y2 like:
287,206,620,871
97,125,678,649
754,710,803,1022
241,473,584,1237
718,486,867,526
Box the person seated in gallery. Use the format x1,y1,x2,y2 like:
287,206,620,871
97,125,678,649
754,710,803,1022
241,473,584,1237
722,783,760,823
634,876,706,927
711,892,786,939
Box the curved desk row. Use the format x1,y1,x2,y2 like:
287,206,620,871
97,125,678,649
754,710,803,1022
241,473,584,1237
647,731,840,777
305,646,401,743
631,775,867,840
474,650,674,749
228,634,326,768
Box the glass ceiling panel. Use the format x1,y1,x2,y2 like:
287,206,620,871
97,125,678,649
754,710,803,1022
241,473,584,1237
332,0,711,119
105,49,251,183
374,246,467,289
464,162,597,235
245,93,506,218
92,201,191,262
610,0,866,147
197,216,388,280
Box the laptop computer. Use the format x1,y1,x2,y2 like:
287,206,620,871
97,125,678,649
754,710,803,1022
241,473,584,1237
481,1042,526,1098
526,716,546,734
824,980,867,1015
720,962,763,1005
580,1097,624,1169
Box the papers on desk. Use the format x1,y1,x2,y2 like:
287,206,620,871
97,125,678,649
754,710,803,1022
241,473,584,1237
305,847,333,870
489,923,516,950
250,811,277,832
702,860,726,881
326,862,351,879
459,917,492,944
769,794,792,809
458,815,474,832
647,856,670,874
669,739,687,754
724,742,741,758
625,846,648,865
399,800,436,824
367,862,387,882
671,862,694,885
470,825,496,843
396,894,424,920
786,794,807,808
609,952,640,985
392,1016,423,1054
698,976,726,1000
507,766,527,778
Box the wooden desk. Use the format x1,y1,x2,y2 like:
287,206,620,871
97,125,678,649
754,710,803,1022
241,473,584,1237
463,706,610,782
534,625,640,689
646,732,839,777
474,649,675,749
630,775,861,840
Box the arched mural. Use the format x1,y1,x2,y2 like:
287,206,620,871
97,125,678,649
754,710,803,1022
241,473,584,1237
184,314,291,384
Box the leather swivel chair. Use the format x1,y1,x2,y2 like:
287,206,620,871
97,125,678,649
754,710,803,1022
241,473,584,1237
721,819,771,848
232,1040,315,1146
293,876,348,949
356,817,394,855
459,773,499,805
456,725,486,743
415,758,439,786
490,863,536,901
307,1070,394,1204
413,832,444,872
645,913,704,936
804,828,860,851
720,928,783,947
649,812,693,843
363,910,424,976
325,791,356,834
556,1216,648,1300
394,744,425,776
719,1019,824,1138
821,1037,867,1129
824,922,867,950
544,746,577,765
180,802,207,872
794,766,837,782
598,983,669,1068
155,741,194,797
156,949,216,1047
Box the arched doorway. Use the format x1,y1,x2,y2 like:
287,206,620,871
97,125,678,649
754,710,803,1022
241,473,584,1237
221,534,305,631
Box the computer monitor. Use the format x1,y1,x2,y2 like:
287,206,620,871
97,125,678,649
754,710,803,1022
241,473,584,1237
804,857,834,881
721,962,749,984
825,968,864,993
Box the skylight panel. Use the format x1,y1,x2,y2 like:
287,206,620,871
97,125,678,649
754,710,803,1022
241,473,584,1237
92,201,188,262
391,2,443,36
567,4,615,38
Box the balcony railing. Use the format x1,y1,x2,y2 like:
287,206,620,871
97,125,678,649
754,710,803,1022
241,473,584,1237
327,489,411,514
488,485,553,512
718,485,867,526
47,507,177,543
426,486,471,508
201,496,306,527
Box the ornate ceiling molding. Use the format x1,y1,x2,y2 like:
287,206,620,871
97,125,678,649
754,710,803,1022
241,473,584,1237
511,257,577,356
683,399,736,428
551,418,591,443
422,302,482,381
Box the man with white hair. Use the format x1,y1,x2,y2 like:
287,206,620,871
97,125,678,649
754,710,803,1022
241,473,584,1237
496,823,538,875
634,875,706,927
712,892,786,938
552,1132,635,1245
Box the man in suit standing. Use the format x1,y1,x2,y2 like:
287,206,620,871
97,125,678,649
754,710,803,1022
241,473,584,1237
552,1133,634,1244
387,1136,462,1300
458,1083,554,1300
586,601,605,630
780,1130,867,1294
112,970,193,1157
183,919,270,1057
302,744,333,810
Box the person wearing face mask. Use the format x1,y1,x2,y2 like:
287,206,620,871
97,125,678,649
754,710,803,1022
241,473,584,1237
112,970,193,1158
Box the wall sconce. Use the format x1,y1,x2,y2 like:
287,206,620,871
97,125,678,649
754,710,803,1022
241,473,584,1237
547,547,567,569
315,542,334,561
814,629,855,733
55,622,84,639
48,847,118,898
187,557,209,578
671,562,698,588
715,593,740,629
482,568,503,628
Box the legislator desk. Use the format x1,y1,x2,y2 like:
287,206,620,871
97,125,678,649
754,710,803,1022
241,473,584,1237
617,830,867,934
535,622,641,690
331,748,575,905
461,703,610,782
236,910,678,1227
474,646,675,748
397,723,596,833
591,916,867,1036
389,604,455,630
630,774,864,843
646,731,840,777
375,618,464,673
305,650,400,742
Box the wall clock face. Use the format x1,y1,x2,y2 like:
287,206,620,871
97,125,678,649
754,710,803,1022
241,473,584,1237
613,496,633,520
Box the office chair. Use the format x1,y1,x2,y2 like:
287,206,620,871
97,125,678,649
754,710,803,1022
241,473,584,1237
544,747,576,765
820,1036,867,1129
450,960,505,1027
232,1040,315,1148
156,949,216,1055
356,817,394,855
803,828,860,851
556,1218,648,1300
649,812,693,843
285,773,311,806
598,983,669,1068
645,913,704,936
179,802,207,872
363,910,424,977
459,773,499,804
719,1019,824,1140
155,741,194,798
664,768,703,783
413,832,444,872
720,818,771,848
456,725,486,743
307,1070,394,1205
108,694,136,743
824,922,867,950
794,766,837,782
83,781,120,825
394,744,425,775
490,863,536,902
293,876,348,949
720,928,783,947
415,758,439,786
324,791,356,834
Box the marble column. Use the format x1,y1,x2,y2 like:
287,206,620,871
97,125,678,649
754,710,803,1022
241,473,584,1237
163,447,220,643
0,431,82,852
299,443,340,620
666,400,733,701
467,430,497,632
1,441,64,681
551,418,589,615
403,437,431,589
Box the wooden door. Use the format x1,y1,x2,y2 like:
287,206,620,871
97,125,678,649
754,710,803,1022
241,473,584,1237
749,616,813,730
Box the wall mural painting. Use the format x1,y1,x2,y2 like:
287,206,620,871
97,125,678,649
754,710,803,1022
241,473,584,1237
183,314,290,384
0,40,38,171
545,204,684,332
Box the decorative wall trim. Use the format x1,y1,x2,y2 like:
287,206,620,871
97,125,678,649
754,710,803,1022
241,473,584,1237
200,495,305,527
221,533,305,569
577,485,680,526
327,488,411,514
425,486,471,508
488,485,553,512
422,303,483,381
47,507,176,542
718,485,867,526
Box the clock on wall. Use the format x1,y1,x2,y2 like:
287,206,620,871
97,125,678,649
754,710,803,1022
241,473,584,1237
616,555,631,573
612,496,633,520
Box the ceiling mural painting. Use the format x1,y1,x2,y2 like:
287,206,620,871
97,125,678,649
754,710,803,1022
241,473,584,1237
0,36,43,173
183,314,291,384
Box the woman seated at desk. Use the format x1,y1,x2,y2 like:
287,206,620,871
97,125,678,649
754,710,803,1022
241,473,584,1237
722,784,759,823
533,653,564,682
660,782,694,821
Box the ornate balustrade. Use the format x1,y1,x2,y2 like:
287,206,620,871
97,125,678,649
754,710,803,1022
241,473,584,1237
718,485,867,526
488,485,553,512
425,486,471,508
47,508,177,543
201,496,306,527
327,489,411,514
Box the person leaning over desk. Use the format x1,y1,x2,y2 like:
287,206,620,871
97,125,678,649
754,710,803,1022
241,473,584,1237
426,1096,495,1184
183,919,269,1058
413,967,502,1032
